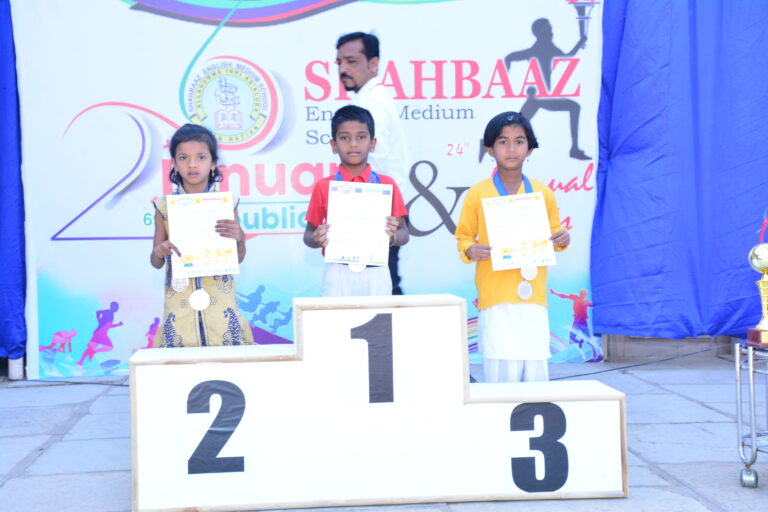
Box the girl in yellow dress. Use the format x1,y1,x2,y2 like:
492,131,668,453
456,112,569,382
150,123,254,347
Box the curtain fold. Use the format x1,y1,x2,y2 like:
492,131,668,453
0,0,26,359
592,0,768,338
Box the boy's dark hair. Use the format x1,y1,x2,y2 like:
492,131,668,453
482,111,539,149
331,105,376,139
336,32,379,60
169,123,222,186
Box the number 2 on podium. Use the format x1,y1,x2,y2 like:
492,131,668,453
187,380,246,474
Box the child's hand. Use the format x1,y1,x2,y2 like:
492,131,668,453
216,219,244,242
466,243,492,261
313,223,330,247
385,216,399,237
550,229,570,248
153,240,181,259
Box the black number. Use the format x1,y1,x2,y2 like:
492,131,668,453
510,402,569,492
350,313,394,403
187,380,246,474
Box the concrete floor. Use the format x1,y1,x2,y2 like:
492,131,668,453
1,354,767,512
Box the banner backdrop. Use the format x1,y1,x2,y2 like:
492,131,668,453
11,0,603,379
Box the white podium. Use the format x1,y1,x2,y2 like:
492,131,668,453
131,294,626,511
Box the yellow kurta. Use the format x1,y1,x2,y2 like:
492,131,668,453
455,177,566,311
154,197,254,347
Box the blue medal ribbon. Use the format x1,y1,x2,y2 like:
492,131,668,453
492,171,532,196
334,169,380,184
173,183,211,345
173,184,211,294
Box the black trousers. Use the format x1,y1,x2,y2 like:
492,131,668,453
389,245,403,295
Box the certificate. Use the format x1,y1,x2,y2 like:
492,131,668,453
324,181,392,267
167,192,240,279
481,191,556,271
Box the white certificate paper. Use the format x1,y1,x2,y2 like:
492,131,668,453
167,192,240,279
481,192,556,271
324,181,393,267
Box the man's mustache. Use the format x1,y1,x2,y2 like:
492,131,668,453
339,73,353,80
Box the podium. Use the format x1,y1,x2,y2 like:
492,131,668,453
131,294,627,511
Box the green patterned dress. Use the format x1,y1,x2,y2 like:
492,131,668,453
153,197,254,347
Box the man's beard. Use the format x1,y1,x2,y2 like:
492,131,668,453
340,75,357,92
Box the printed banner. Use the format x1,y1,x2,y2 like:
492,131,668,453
11,0,603,378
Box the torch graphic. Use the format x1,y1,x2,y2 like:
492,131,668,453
566,0,600,48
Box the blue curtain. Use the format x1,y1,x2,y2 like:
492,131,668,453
0,0,26,358
592,0,768,338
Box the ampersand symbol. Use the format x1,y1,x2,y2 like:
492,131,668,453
406,160,468,236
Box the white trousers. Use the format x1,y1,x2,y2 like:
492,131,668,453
321,263,392,297
478,303,551,360
483,357,549,383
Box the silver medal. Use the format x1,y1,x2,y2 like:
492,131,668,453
171,277,189,292
348,262,366,273
520,266,538,281
517,280,533,301
189,289,211,311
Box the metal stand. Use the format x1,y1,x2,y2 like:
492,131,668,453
735,341,768,487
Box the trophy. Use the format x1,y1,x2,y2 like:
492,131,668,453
747,243,768,347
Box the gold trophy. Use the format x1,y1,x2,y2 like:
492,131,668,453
747,243,768,347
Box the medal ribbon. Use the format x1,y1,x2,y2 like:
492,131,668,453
492,170,532,196
170,183,213,344
174,184,211,294
334,169,381,184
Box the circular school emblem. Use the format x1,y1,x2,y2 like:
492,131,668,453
184,56,283,151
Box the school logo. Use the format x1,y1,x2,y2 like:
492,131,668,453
184,56,283,151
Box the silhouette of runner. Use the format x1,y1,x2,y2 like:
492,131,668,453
144,317,160,349
40,329,77,352
502,18,591,160
237,285,265,313
253,300,280,325
504,18,586,90
270,307,293,334
550,288,592,348
520,86,590,160
77,301,123,366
